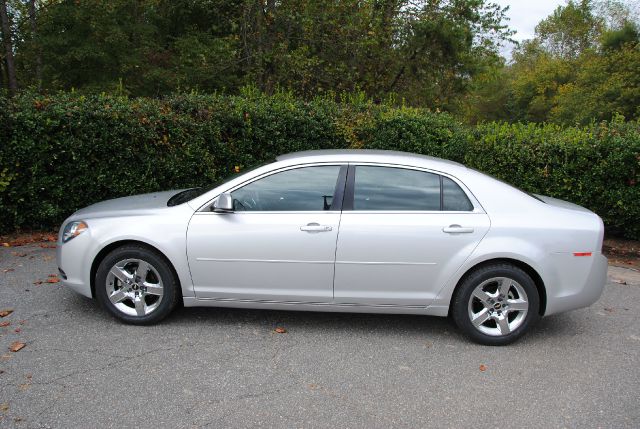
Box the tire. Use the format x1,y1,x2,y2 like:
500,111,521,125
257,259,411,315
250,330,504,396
95,244,180,324
451,263,540,346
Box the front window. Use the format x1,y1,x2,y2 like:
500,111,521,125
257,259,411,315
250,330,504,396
231,165,342,211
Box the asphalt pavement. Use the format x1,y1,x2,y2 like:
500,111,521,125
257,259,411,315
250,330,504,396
0,244,639,428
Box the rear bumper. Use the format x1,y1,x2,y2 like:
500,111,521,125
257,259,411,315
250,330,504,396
545,253,608,316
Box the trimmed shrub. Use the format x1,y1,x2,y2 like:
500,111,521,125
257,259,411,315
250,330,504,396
468,119,640,239
0,92,638,239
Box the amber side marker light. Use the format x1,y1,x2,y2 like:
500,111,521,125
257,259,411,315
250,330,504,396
573,252,593,257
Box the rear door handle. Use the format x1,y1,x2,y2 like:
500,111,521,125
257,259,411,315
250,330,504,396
300,223,333,232
443,224,474,234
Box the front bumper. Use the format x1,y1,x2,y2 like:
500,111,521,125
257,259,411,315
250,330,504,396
56,233,94,298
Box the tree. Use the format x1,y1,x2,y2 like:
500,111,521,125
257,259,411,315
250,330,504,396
27,0,41,89
0,0,17,95
535,0,603,59
464,0,640,124
1,0,513,109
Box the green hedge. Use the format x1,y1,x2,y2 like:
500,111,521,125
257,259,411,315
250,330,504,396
1,92,638,239
468,120,640,239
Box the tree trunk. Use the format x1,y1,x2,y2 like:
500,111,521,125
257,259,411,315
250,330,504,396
0,0,17,96
28,0,42,90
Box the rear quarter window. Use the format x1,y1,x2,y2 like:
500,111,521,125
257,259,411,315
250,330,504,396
442,177,474,211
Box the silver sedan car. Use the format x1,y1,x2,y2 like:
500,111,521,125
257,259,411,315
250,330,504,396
57,150,607,345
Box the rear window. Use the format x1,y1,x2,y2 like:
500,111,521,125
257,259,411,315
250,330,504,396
352,166,474,211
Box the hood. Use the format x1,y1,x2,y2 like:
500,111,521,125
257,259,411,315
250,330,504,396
72,190,184,218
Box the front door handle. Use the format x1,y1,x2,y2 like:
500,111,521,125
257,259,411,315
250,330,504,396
443,224,474,234
300,223,333,232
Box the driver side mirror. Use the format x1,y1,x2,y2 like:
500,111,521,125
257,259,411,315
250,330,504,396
212,193,234,213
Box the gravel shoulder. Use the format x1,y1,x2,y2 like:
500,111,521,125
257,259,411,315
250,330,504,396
0,244,639,428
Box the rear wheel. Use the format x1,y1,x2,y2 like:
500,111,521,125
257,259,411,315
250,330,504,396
95,245,179,324
451,263,540,345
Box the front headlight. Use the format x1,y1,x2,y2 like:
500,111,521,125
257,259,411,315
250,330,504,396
62,221,88,243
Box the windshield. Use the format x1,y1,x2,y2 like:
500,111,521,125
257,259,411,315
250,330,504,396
167,160,274,207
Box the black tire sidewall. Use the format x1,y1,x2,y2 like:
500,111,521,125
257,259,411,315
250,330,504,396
95,245,178,325
452,264,540,346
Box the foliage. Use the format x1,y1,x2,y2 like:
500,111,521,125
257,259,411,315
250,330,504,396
3,1,638,126
3,0,513,112
535,0,603,59
1,92,638,239
464,0,640,125
469,118,640,239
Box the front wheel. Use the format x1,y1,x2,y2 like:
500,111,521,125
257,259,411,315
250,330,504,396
95,245,180,324
451,263,540,346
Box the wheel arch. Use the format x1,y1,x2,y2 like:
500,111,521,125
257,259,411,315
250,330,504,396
90,240,182,302
450,258,547,316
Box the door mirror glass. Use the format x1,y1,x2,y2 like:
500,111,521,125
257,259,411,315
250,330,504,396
212,193,234,212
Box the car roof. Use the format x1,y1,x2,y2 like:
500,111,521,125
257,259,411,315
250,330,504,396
276,149,466,172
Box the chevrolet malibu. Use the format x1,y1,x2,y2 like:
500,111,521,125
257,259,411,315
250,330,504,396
57,150,607,345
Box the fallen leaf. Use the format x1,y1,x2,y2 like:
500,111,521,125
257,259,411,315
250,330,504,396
39,244,56,249
611,278,627,285
13,328,20,333
9,342,25,352
274,327,287,334
16,253,27,257
1,354,11,360
2,269,14,273
0,310,13,318
308,383,319,390
43,255,53,261
18,320,26,325
0,322,10,327
479,364,487,372
2,243,9,247
0,403,8,413
18,383,29,391
25,374,32,379
604,307,614,313
46,276,60,283
33,280,43,285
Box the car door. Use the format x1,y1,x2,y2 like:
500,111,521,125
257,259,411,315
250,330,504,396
187,164,346,302
333,164,490,307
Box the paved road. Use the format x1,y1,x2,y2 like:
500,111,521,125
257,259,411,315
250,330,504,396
0,244,639,428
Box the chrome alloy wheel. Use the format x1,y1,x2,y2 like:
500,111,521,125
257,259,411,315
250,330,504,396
105,258,164,317
467,277,529,337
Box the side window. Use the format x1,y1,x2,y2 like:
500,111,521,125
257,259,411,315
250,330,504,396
231,165,341,211
353,166,440,211
442,177,474,211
